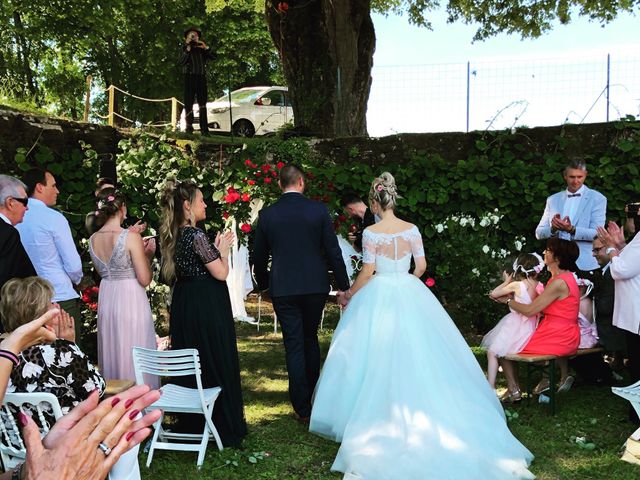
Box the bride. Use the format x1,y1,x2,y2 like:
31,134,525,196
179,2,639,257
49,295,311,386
309,172,535,480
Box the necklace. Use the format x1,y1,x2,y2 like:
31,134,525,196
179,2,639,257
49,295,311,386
96,229,122,234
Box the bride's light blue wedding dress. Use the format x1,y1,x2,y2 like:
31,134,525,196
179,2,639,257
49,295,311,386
310,226,535,480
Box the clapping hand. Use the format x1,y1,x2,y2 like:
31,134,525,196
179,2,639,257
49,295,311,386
128,221,147,235
143,236,157,258
54,307,76,342
0,308,59,355
214,230,235,256
596,221,625,250
551,214,573,233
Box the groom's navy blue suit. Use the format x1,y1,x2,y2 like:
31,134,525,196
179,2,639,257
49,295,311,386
253,191,349,417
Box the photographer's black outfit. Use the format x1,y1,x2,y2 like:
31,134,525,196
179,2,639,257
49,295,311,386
178,33,215,135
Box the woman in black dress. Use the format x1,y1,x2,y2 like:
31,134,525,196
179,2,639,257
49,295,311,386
159,179,247,447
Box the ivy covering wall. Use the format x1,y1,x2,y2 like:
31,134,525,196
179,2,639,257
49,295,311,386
7,118,640,332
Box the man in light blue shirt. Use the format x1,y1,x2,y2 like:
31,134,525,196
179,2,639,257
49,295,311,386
535,159,607,272
17,168,84,344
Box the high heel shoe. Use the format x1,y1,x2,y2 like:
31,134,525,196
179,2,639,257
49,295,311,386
500,389,522,403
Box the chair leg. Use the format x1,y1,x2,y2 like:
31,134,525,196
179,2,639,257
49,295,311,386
196,422,211,468
146,417,164,467
320,307,325,330
273,312,278,334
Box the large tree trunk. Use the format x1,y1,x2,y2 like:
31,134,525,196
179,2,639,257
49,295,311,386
265,0,375,137
12,11,39,102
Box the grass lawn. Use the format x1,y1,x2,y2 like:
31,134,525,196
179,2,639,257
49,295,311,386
140,302,639,479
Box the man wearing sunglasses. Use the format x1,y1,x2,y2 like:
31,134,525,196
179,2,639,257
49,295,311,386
0,174,37,331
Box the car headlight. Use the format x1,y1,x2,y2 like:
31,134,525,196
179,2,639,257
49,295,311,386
211,107,230,114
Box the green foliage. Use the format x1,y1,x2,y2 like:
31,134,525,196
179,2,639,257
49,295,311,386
9,119,640,332
1,0,281,121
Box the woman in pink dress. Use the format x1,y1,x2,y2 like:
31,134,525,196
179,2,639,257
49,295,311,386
498,237,580,400
89,190,158,386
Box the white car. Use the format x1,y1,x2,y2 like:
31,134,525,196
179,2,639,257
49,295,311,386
179,86,294,137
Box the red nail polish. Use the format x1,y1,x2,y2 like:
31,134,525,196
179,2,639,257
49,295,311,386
126,431,135,442
111,397,121,407
124,399,134,409
128,409,140,420
17,412,28,427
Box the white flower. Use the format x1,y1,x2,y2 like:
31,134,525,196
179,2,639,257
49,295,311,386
514,240,523,251
22,362,43,378
460,217,469,227
58,351,73,368
482,245,490,254
40,345,56,366
479,217,490,227
500,249,509,257
435,224,444,233
471,268,480,277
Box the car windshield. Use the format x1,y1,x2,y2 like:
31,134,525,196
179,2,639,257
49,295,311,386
215,89,266,104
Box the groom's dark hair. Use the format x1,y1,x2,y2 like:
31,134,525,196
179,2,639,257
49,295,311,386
340,192,364,208
279,164,304,188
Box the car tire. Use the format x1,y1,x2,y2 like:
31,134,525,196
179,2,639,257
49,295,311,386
232,119,255,137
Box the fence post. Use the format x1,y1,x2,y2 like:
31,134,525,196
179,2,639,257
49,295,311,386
83,75,92,123
171,97,178,130
107,85,115,127
466,61,470,133
606,53,610,123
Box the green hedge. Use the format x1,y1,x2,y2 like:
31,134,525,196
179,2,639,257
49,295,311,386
9,119,640,333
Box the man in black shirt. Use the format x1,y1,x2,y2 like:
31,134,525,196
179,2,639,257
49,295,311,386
340,192,376,252
178,27,215,135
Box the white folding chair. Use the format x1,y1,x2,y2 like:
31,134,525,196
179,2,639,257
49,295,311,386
132,347,223,468
612,379,640,440
0,392,63,470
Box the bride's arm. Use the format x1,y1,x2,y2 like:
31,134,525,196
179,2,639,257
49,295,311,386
345,263,375,300
413,256,426,277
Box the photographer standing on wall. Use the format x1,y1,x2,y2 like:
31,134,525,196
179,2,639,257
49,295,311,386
178,27,215,136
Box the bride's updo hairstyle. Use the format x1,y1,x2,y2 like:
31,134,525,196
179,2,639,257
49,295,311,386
369,172,400,211
159,179,200,284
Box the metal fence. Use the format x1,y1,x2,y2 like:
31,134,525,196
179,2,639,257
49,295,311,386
367,52,640,137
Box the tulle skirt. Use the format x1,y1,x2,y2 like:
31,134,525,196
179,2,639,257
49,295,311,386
481,311,538,357
310,272,534,480
97,278,158,388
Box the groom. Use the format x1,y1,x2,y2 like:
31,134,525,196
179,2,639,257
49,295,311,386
253,164,350,422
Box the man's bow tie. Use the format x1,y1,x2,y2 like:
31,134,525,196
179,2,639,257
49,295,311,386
567,193,581,198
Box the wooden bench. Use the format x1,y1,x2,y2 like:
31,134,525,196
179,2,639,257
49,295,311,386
504,347,604,415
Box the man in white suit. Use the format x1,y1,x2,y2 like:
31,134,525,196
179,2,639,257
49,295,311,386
536,160,607,272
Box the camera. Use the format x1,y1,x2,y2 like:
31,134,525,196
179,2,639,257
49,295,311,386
187,32,199,47
627,202,640,218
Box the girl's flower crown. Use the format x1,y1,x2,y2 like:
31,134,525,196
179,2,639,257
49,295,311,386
512,252,545,277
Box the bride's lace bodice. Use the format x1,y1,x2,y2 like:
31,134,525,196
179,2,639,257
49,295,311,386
89,230,136,280
362,225,425,274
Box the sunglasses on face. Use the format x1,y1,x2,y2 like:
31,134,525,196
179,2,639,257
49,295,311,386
11,197,28,206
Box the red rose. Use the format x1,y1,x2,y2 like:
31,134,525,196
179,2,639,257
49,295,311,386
307,172,315,180
425,277,436,288
89,302,98,311
227,186,236,194
338,214,347,222
222,211,230,219
327,182,335,191
276,161,285,169
271,170,278,177
244,159,252,166
261,164,272,173
240,223,251,233
322,195,330,202
248,179,256,186
241,193,250,202
278,2,289,12
255,171,262,177
224,193,240,204
264,177,272,184
91,286,99,294
349,224,357,233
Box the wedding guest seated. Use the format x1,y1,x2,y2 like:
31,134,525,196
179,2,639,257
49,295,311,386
498,238,581,398
0,277,143,480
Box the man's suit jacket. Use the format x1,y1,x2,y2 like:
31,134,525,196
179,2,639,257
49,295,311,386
535,185,606,271
0,221,37,328
253,193,350,297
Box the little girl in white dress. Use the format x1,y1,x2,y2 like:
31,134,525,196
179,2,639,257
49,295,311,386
482,253,545,397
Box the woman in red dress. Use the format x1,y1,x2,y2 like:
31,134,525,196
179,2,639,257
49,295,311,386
498,237,580,402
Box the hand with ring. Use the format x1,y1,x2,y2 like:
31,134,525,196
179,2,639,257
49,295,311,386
19,385,162,480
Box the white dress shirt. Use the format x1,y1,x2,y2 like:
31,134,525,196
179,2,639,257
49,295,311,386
16,198,82,301
610,233,640,335
0,213,10,225
560,185,586,239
